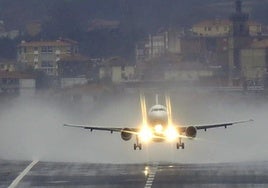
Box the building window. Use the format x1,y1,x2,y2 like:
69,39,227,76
41,46,47,53
41,46,53,53
48,46,53,53
240,24,244,33
121,72,127,80
41,61,53,67
74,47,78,54
67,47,71,53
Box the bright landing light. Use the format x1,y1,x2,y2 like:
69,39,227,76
139,126,153,142
165,126,179,142
143,166,149,176
154,124,163,134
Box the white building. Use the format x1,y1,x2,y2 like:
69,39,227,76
99,57,135,83
17,39,79,76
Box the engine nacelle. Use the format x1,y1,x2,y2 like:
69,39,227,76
121,128,133,141
185,126,197,138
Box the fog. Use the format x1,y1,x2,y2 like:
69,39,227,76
0,89,266,164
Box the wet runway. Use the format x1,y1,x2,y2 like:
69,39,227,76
1,160,268,188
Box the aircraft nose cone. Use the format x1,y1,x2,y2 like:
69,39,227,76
148,111,168,124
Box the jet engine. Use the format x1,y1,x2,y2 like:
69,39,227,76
121,128,133,141
185,126,197,138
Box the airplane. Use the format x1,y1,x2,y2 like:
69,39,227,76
64,94,252,150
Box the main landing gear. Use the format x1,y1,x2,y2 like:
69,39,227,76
133,136,184,150
134,135,142,150
176,138,185,149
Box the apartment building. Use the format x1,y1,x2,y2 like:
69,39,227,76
192,19,262,37
99,57,135,83
136,32,169,63
240,39,268,86
17,39,79,76
0,71,35,96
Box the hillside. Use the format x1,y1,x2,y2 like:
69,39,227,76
0,0,267,31
0,0,267,59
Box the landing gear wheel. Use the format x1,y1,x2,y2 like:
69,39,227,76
134,143,137,150
176,142,185,149
134,135,142,150
134,143,142,150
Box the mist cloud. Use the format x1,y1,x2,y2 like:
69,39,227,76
0,90,265,164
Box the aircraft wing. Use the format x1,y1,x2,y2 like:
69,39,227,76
63,124,139,134
180,119,253,132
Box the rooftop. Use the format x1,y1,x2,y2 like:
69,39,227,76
193,19,231,27
59,54,90,62
251,39,268,48
193,19,261,27
87,19,120,32
0,71,34,79
101,56,133,66
18,39,78,47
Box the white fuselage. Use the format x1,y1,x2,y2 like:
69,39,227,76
138,101,179,143
148,104,168,126
146,104,171,142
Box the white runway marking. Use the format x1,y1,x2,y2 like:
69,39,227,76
144,163,158,188
8,160,39,188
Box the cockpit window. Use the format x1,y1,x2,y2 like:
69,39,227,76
152,108,165,112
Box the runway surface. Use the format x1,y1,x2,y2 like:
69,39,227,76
1,160,268,188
